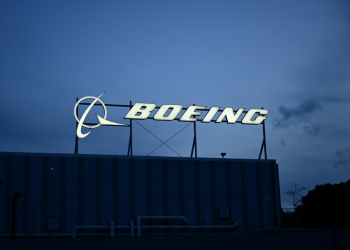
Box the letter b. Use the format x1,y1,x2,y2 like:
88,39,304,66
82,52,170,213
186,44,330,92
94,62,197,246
124,103,156,120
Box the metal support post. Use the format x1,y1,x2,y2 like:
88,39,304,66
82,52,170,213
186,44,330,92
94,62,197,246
258,140,264,160
258,108,267,160
191,137,195,158
194,121,197,158
51,167,54,238
74,97,78,154
191,121,197,158
127,100,133,156
262,119,267,160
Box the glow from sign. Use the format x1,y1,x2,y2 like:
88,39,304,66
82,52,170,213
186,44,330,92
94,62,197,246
180,106,206,122
241,109,268,124
202,107,220,123
74,92,128,139
215,108,244,124
124,103,156,120
74,93,269,138
154,105,183,121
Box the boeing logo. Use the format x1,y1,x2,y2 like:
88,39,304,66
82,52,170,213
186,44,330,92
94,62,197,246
74,92,268,138
74,92,128,138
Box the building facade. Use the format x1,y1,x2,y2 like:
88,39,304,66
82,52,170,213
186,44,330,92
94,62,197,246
0,152,281,237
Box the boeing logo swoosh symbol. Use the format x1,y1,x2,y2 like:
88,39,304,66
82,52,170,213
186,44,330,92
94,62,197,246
74,92,128,138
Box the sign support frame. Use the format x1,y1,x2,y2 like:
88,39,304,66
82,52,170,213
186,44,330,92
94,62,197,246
74,99,267,159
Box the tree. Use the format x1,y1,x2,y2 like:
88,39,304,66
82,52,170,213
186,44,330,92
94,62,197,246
294,180,350,228
285,183,308,207
281,183,308,228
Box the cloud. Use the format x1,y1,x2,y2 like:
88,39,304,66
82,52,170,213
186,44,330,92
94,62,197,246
279,138,286,147
333,149,350,168
303,125,322,137
289,31,350,104
273,100,321,129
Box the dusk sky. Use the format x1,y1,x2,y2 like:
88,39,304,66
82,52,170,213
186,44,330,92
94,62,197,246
1,0,349,209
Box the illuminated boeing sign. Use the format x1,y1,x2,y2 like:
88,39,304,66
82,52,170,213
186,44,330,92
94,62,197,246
74,92,268,138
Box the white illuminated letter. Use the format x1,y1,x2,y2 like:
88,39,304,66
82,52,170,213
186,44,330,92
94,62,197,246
124,103,156,120
180,105,206,122
241,109,268,124
154,105,182,121
215,108,244,123
202,107,219,123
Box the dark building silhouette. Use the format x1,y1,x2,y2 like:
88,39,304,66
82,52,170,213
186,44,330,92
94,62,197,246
0,152,281,237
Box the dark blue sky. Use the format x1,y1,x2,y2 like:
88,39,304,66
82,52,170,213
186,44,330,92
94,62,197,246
1,0,349,208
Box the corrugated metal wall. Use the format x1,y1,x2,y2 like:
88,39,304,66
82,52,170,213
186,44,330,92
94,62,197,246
0,152,281,236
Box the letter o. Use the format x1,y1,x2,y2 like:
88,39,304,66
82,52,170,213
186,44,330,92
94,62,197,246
154,105,182,121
